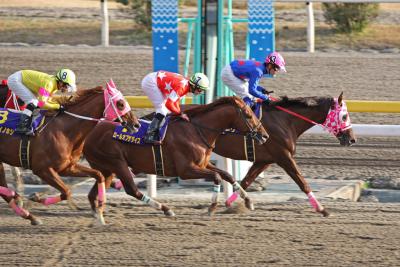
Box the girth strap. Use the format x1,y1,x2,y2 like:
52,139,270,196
19,136,31,169
152,145,165,176
244,135,256,162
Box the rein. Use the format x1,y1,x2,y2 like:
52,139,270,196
185,105,261,149
269,96,338,134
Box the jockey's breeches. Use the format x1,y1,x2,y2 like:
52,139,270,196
221,65,252,99
142,72,170,116
7,71,39,108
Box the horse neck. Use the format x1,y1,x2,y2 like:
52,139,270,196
55,92,105,139
266,100,331,138
195,104,239,140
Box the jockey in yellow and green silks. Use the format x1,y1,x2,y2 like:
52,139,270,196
7,68,77,135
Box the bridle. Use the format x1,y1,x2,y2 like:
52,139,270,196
187,104,263,149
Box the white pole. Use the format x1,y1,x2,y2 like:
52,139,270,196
101,0,109,47
306,2,315,53
223,158,233,200
147,174,157,198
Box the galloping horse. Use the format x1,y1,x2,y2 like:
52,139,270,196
83,96,269,224
213,93,356,217
0,83,140,225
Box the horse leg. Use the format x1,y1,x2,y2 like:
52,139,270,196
58,163,107,225
276,155,329,217
204,163,251,209
240,162,271,210
180,165,231,215
11,166,24,196
113,163,175,217
0,163,41,225
30,167,71,207
202,163,224,215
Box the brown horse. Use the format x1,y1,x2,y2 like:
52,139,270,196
83,96,269,224
213,93,356,217
0,85,140,225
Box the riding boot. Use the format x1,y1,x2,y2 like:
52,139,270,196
144,113,165,144
15,103,36,135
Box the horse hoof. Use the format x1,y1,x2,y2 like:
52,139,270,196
31,218,43,226
28,192,41,203
244,198,254,211
164,210,175,217
321,209,330,217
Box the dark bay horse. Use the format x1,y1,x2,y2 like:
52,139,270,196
83,96,269,224
0,84,140,225
214,93,356,217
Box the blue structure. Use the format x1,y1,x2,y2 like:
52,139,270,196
151,0,179,72
248,0,275,62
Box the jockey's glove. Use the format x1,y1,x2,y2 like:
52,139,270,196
263,99,271,106
260,88,274,95
58,105,66,114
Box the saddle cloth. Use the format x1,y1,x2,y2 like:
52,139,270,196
113,117,170,145
0,108,45,137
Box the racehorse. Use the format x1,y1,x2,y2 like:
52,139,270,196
213,92,356,217
83,96,269,224
0,82,140,225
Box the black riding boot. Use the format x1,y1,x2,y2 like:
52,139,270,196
144,113,165,144
15,103,36,135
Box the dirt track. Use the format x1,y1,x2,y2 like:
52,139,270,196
1,198,400,266
0,46,400,266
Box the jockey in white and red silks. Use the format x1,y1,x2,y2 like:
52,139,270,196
141,70,210,144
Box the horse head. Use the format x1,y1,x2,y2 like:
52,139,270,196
232,96,269,145
324,92,356,146
60,82,140,133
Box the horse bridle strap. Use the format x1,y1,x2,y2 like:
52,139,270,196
64,111,103,122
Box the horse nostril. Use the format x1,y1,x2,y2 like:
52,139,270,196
135,123,141,129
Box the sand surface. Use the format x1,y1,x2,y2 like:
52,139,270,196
0,46,399,266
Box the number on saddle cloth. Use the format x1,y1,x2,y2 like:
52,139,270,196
0,108,45,136
112,117,170,145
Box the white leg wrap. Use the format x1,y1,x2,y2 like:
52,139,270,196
141,194,162,210
211,185,221,203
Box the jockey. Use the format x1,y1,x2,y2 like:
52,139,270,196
7,68,77,135
142,71,209,144
221,51,286,107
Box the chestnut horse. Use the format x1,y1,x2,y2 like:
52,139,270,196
83,96,269,224
0,84,140,225
213,93,356,217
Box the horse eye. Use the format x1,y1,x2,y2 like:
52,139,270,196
342,114,348,121
116,101,125,110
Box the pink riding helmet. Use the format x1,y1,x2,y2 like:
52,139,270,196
265,52,286,73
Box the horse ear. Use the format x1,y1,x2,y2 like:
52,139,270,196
109,79,116,89
338,91,344,106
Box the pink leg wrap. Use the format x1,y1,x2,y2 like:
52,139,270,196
0,186,15,198
98,182,106,204
307,192,323,212
9,199,29,217
114,179,123,191
42,195,62,206
225,191,239,207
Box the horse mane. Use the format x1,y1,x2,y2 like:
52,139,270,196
184,96,244,117
55,86,104,107
267,96,333,109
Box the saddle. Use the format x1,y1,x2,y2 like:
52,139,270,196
0,108,45,137
112,117,170,145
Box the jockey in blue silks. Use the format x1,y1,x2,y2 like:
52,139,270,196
221,52,286,107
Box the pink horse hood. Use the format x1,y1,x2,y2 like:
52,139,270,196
103,79,131,121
